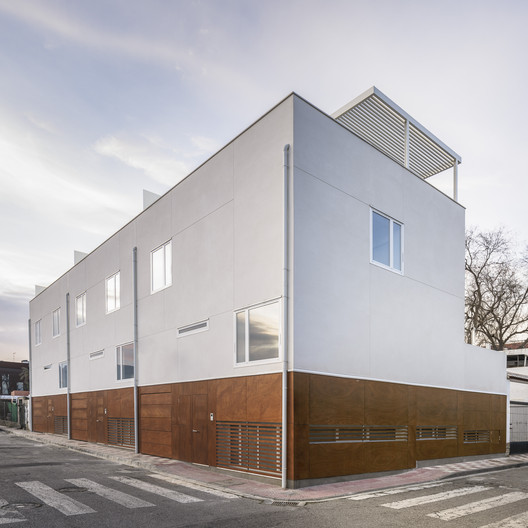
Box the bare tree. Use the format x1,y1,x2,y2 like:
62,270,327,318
465,228,528,350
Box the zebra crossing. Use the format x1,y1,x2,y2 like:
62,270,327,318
1,474,238,523
350,481,528,526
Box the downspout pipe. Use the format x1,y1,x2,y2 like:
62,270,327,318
133,247,139,454
282,144,290,489
66,292,71,440
27,319,33,431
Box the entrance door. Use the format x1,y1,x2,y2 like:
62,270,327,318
191,394,208,464
96,393,106,444
46,398,54,433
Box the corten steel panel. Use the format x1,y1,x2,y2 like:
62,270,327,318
53,395,67,415
215,377,247,421
414,386,458,424
491,394,507,413
416,440,458,461
140,392,172,406
462,410,491,430
309,375,364,425
461,441,491,457
365,442,412,473
139,385,172,395
364,381,408,425
461,391,491,412
95,392,106,444
290,424,310,481
139,405,171,418
31,397,46,432
207,380,217,466
181,380,208,396
141,430,172,446
192,394,208,465
247,373,282,422
289,372,309,425
142,442,173,458
309,443,366,478
140,417,172,432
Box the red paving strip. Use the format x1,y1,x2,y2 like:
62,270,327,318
3,426,528,502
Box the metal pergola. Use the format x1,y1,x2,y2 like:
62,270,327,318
332,87,462,201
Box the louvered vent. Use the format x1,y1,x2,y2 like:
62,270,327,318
309,425,408,444
416,426,458,440
54,416,67,435
107,417,135,448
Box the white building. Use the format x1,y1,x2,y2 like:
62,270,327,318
29,88,507,487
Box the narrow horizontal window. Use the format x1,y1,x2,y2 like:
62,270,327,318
89,350,104,360
177,320,209,337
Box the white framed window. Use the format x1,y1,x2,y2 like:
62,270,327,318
116,343,134,380
89,350,104,360
52,308,61,337
370,209,403,273
35,320,42,346
59,361,68,389
75,292,87,327
177,319,209,337
235,300,281,364
151,240,172,293
106,271,120,313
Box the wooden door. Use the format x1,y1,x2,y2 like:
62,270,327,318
191,394,208,465
47,398,54,433
96,393,106,444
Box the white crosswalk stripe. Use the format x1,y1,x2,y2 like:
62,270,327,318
427,491,528,521
15,481,95,516
382,486,490,510
109,476,203,504
479,511,528,528
349,482,446,501
150,474,240,499
65,478,155,508
0,499,25,525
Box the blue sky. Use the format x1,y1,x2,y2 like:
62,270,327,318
1,0,527,361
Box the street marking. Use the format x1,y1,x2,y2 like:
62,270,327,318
382,486,490,509
479,511,528,528
109,476,202,504
15,481,95,516
0,500,25,525
65,478,155,508
150,474,239,500
349,483,446,501
427,491,528,521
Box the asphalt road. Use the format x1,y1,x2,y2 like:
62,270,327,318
2,428,528,527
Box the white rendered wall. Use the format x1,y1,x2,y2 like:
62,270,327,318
30,96,294,396
291,96,507,396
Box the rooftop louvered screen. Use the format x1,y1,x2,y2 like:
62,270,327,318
332,87,461,181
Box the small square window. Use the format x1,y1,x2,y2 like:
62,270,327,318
75,292,87,326
235,301,280,364
371,209,403,273
52,308,61,337
106,272,120,313
151,240,172,293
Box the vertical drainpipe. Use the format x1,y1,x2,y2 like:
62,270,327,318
133,247,139,454
27,319,33,431
66,293,71,440
282,144,290,489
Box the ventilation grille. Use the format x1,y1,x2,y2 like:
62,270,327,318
107,418,135,448
54,416,67,435
416,426,457,441
309,425,408,444
177,320,209,337
463,430,490,444
216,421,281,477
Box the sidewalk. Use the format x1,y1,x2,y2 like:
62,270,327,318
3,426,528,503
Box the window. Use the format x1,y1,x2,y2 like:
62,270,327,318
371,209,403,272
151,240,172,293
35,320,42,345
235,301,280,364
177,320,209,337
106,272,120,313
89,350,104,360
75,292,86,326
116,343,134,380
52,308,60,337
59,361,68,389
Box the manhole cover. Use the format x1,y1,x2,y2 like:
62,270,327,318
58,487,87,493
2,502,42,510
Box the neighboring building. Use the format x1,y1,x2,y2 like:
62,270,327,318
29,88,507,487
0,361,28,395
